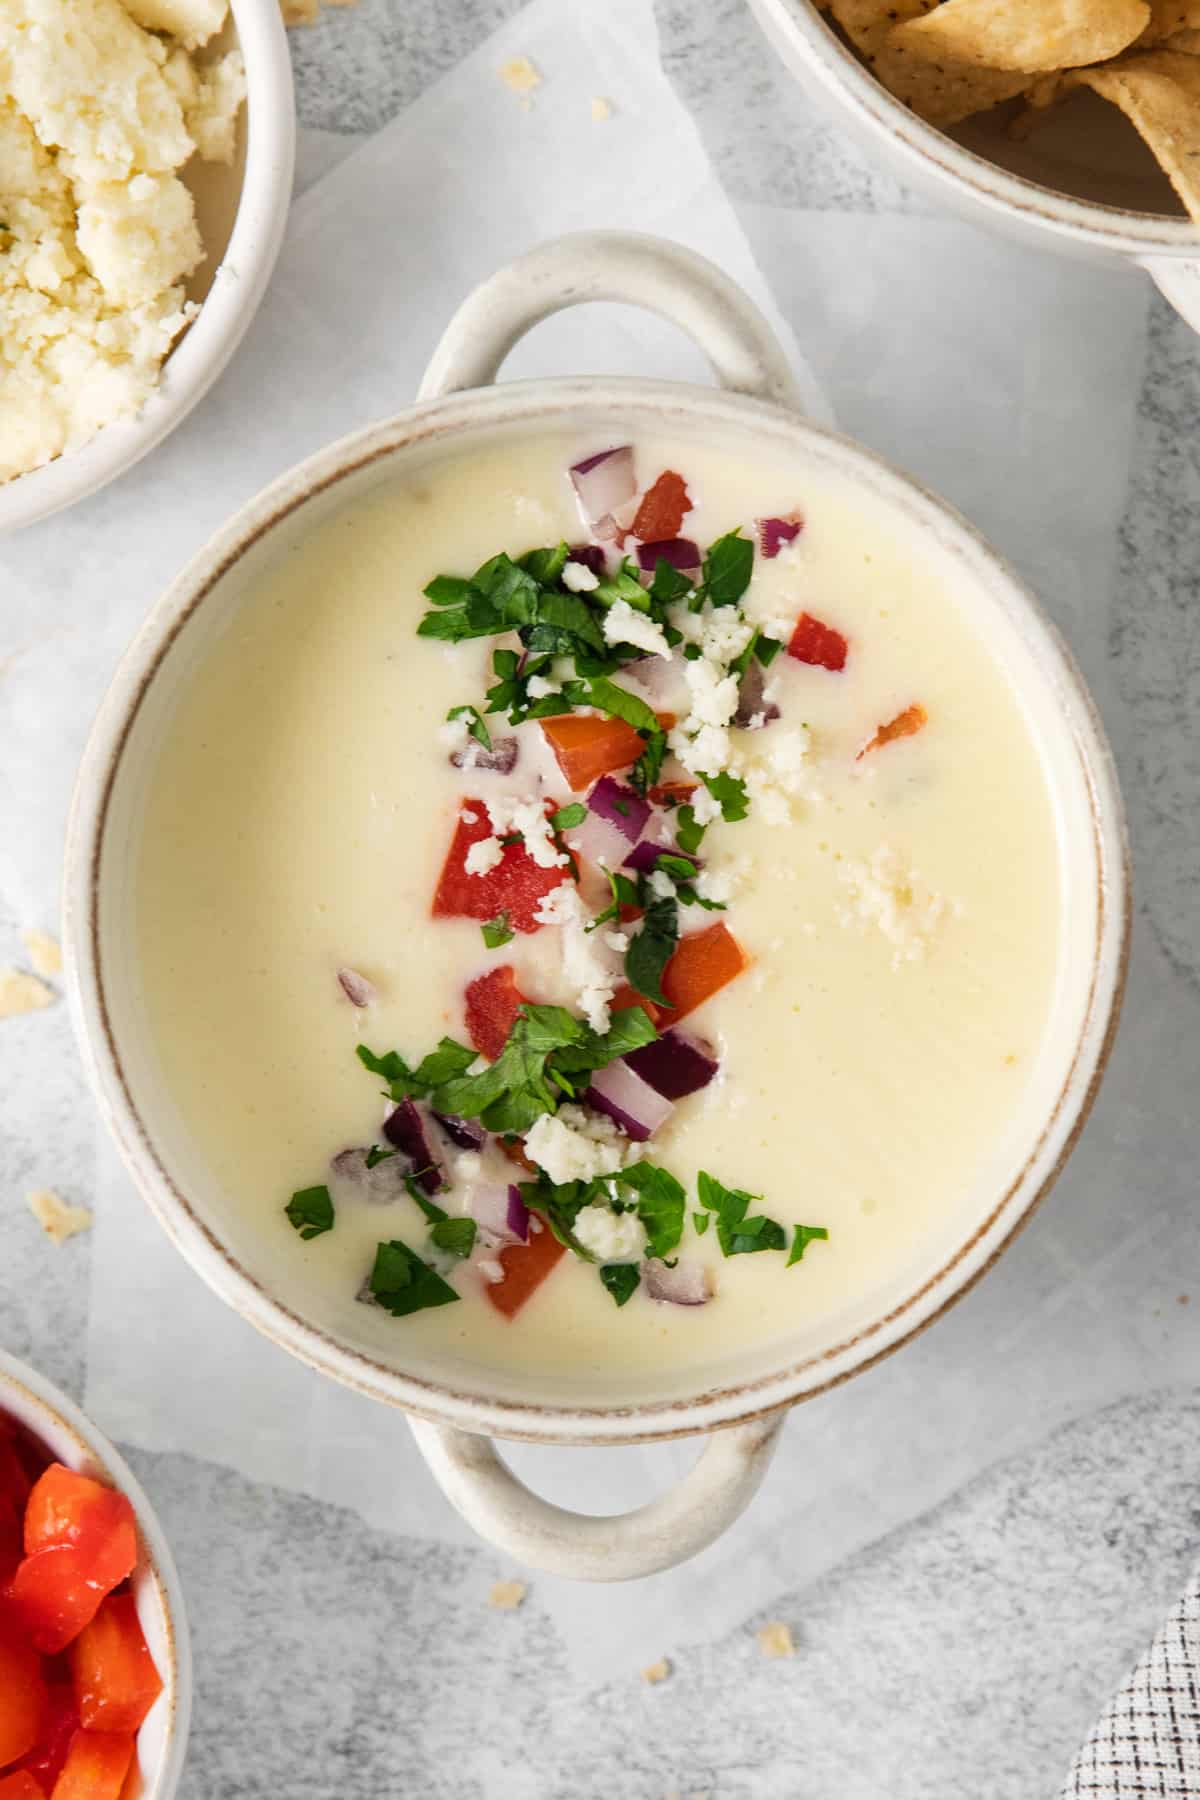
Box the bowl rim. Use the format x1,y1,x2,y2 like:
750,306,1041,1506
0,0,295,536
750,0,1200,258
64,375,1131,1446
0,1347,192,1799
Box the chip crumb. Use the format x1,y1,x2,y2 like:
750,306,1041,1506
0,967,55,1019
1179,1293,1191,1305
280,0,354,22
28,1188,93,1246
488,1579,527,1611
499,56,542,95
641,1657,672,1684
21,929,62,979
591,94,613,121
756,1620,796,1659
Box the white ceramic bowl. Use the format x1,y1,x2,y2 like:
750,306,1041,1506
0,1349,191,1797
0,0,294,537
748,0,1200,333
64,232,1129,1581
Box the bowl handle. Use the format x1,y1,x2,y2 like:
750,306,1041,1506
407,1410,786,1581
1140,256,1200,335
417,230,801,409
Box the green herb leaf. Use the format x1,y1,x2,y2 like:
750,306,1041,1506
756,634,784,668
587,867,640,932
364,1145,397,1169
551,802,587,832
675,804,706,856
413,1037,476,1089
697,1172,787,1257
693,1210,711,1236
729,628,761,680
600,1263,641,1307
356,1044,419,1091
787,1224,829,1266
423,574,472,607
430,1217,478,1258
653,852,699,884
285,1185,334,1241
594,562,651,612
699,528,754,608
481,913,515,950
700,770,750,822
583,677,659,734
648,559,695,606
630,728,667,797
406,1182,448,1222
446,703,492,752
368,1239,460,1316
619,1162,686,1260
624,894,679,1007
518,542,570,585
553,1004,659,1077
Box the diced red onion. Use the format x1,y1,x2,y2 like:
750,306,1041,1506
589,776,650,844
568,544,608,577
643,1257,712,1306
570,447,635,538
433,1112,486,1151
467,1183,529,1247
383,1100,443,1194
585,1062,675,1142
507,1185,531,1242
624,1030,718,1100
624,838,698,877
636,538,701,580
758,514,803,558
626,653,691,714
733,659,780,730
566,809,633,872
450,735,518,775
329,1147,410,1205
337,967,374,1008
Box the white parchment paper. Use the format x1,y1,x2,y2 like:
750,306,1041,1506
2,0,1181,1695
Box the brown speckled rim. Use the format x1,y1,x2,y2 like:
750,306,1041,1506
63,378,1130,1447
0,1350,191,1796
751,0,1200,259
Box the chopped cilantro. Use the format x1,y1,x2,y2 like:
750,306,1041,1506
446,703,492,751
700,770,750,822
583,677,658,734
693,1210,711,1236
521,1159,684,1267
675,804,706,856
430,1217,478,1258
647,559,695,606
357,1037,474,1102
368,1239,460,1316
551,802,587,832
364,1145,397,1169
285,1185,334,1241
481,913,515,950
697,528,754,608
600,1264,640,1307
407,1184,447,1222
788,1224,829,1266
697,1172,787,1257
630,728,667,797
625,893,679,1007
587,867,639,933
619,1162,686,1259
756,634,784,668
653,852,700,884
518,542,570,585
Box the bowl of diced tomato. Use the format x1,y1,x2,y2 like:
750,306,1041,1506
0,1350,189,1800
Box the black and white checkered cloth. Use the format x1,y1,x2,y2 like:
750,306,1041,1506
1062,1579,1200,1796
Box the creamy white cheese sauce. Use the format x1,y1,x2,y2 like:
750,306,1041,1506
133,430,1063,1387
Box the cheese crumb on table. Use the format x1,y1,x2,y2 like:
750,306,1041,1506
641,1657,672,1684
20,929,62,978
28,1187,93,1245
756,1620,795,1659
0,967,55,1018
591,95,613,122
488,1579,527,1611
498,56,542,94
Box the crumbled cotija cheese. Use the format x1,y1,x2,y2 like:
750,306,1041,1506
572,1201,646,1263
524,1106,626,1186
0,0,246,483
532,883,621,1032
484,794,568,871
666,601,754,778
603,597,672,659
838,844,950,966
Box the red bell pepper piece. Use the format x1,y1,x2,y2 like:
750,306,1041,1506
464,966,526,1062
0,1621,47,1767
8,1546,118,1656
647,781,697,807
484,1223,567,1318
69,1593,162,1735
432,801,567,933
631,470,691,543
609,984,665,1030
540,712,675,792
857,702,928,759
0,1772,47,1800
660,923,750,1021
787,612,848,672
14,1684,78,1793
24,1467,137,1582
47,1729,134,1800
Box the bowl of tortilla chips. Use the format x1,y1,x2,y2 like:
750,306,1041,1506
749,0,1200,330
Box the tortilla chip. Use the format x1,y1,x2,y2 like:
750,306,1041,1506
1142,0,1200,42
1064,48,1200,216
892,0,1149,73
1165,26,1200,47
830,0,1030,123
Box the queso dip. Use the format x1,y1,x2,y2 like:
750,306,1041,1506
133,429,1063,1384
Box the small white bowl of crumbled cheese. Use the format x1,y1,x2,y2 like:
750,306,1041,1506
0,0,294,533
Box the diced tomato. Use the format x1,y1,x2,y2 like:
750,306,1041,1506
69,1594,162,1736
14,1684,77,1793
660,923,750,1021
0,1772,46,1800
7,1547,115,1656
648,781,697,807
788,612,848,672
464,966,525,1062
540,713,675,792
857,703,928,759
47,1729,134,1800
484,1223,567,1319
631,470,691,543
432,801,567,933
610,984,665,1030
0,1622,48,1767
